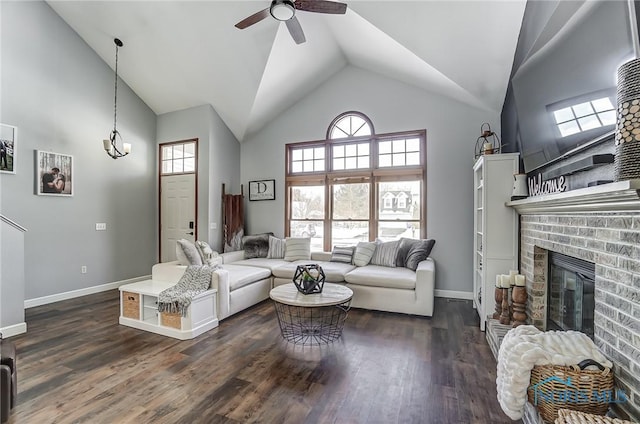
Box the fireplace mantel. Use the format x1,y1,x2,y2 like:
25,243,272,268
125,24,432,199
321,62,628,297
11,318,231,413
506,179,640,214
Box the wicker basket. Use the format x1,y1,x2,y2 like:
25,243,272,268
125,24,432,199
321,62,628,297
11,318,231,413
122,291,140,319
528,360,614,423
160,312,182,329
555,408,634,424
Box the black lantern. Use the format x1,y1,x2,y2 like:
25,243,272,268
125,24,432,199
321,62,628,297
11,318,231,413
292,264,325,294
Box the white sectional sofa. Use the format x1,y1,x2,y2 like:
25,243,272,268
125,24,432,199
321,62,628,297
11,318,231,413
151,248,435,321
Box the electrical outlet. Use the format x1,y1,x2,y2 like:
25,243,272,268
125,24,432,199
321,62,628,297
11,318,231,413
96,223,107,231
81,266,87,274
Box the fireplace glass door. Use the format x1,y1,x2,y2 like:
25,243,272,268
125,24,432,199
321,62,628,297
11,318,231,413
547,252,595,339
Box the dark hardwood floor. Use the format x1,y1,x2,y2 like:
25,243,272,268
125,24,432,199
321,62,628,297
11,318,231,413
7,292,519,424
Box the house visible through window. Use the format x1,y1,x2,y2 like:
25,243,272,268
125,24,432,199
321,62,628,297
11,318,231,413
285,111,426,251
552,97,615,137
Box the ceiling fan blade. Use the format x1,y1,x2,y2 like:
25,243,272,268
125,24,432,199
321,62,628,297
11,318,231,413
235,8,270,29
286,16,306,44
294,0,347,14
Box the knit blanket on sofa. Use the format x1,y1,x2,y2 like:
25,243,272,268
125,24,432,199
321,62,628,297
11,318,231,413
496,325,612,420
158,264,220,317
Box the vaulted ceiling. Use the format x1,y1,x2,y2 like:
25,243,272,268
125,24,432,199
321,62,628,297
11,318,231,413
47,1,527,142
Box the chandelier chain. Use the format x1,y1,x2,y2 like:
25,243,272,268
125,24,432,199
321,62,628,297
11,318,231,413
113,41,119,134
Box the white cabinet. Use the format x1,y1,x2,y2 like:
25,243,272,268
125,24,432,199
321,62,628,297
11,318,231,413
473,153,519,330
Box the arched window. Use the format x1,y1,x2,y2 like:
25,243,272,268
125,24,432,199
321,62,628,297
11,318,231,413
285,112,426,251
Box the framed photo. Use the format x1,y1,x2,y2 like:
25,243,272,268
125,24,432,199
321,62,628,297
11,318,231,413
249,179,275,201
36,150,73,196
0,123,17,174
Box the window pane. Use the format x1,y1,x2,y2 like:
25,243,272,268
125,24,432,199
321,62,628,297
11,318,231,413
553,107,574,124
333,183,369,219
162,160,172,174
337,119,351,137
345,144,357,157
303,160,314,172
577,115,601,131
292,149,303,161
377,221,419,241
379,141,392,154
379,154,392,167
314,159,325,171
291,186,324,219
162,145,173,160
358,156,369,168
333,158,344,170
292,161,303,173
173,145,184,159
558,121,580,137
392,139,405,152
598,110,616,126
183,158,195,172
345,157,357,169
406,138,420,152
184,142,195,157
572,102,594,118
303,148,314,160
290,220,323,251
406,152,420,166
314,147,325,159
333,145,344,157
378,180,420,222
592,97,614,112
173,159,184,173
359,143,370,156
331,127,348,139
392,153,405,166
332,221,369,246
354,123,371,137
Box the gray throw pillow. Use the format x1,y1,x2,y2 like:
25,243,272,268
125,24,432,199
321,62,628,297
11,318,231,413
370,240,400,267
352,241,376,266
242,233,272,259
396,237,419,267
330,245,355,263
405,239,436,271
176,239,203,265
267,236,286,259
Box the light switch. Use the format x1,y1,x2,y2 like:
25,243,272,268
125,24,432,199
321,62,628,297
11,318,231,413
210,222,217,230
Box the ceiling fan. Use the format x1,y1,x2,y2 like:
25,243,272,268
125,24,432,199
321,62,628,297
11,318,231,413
235,0,348,45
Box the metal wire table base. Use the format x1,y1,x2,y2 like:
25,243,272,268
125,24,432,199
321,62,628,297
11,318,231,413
272,300,351,345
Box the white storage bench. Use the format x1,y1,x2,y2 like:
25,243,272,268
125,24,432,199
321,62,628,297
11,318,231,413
119,279,218,340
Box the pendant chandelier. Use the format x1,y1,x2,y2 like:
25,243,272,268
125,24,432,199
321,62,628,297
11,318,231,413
103,38,131,159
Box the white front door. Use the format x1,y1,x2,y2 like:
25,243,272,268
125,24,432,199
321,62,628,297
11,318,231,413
160,173,196,262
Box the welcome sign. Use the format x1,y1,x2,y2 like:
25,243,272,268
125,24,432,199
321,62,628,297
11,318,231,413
528,174,567,196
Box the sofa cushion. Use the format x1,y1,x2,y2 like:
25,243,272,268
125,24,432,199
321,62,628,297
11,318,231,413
405,239,436,271
267,236,286,259
230,258,290,272
222,264,272,291
284,237,311,261
345,265,416,290
242,233,272,259
272,260,354,282
176,239,203,266
396,237,418,267
370,240,400,267
352,241,376,266
330,245,354,264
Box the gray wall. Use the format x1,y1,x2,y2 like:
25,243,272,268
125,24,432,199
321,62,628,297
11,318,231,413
157,104,240,253
0,1,157,300
241,65,499,294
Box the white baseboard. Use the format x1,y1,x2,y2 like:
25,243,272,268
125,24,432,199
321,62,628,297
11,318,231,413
0,322,27,338
24,275,151,309
435,289,473,300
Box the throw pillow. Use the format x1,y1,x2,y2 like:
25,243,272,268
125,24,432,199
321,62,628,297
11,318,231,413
284,237,311,261
370,240,400,267
396,238,419,267
352,241,377,266
330,245,355,263
405,239,436,271
195,240,218,266
176,239,203,266
242,233,272,259
267,236,286,259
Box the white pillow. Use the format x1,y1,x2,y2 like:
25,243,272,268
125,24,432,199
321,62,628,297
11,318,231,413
352,241,377,266
176,239,203,265
195,240,219,265
267,236,286,259
284,237,311,262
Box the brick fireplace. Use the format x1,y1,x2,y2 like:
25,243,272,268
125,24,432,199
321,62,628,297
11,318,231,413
510,181,640,421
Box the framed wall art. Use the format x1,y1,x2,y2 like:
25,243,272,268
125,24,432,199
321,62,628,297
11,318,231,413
36,150,73,196
249,179,275,201
0,123,17,174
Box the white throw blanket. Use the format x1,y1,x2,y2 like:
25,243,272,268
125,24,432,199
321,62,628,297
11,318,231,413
496,325,612,420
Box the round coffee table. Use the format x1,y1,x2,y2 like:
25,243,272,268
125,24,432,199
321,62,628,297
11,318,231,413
270,283,353,345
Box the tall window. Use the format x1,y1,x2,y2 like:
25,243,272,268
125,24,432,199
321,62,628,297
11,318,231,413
285,112,426,251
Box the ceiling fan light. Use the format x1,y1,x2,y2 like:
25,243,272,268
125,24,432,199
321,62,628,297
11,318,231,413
270,1,295,21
